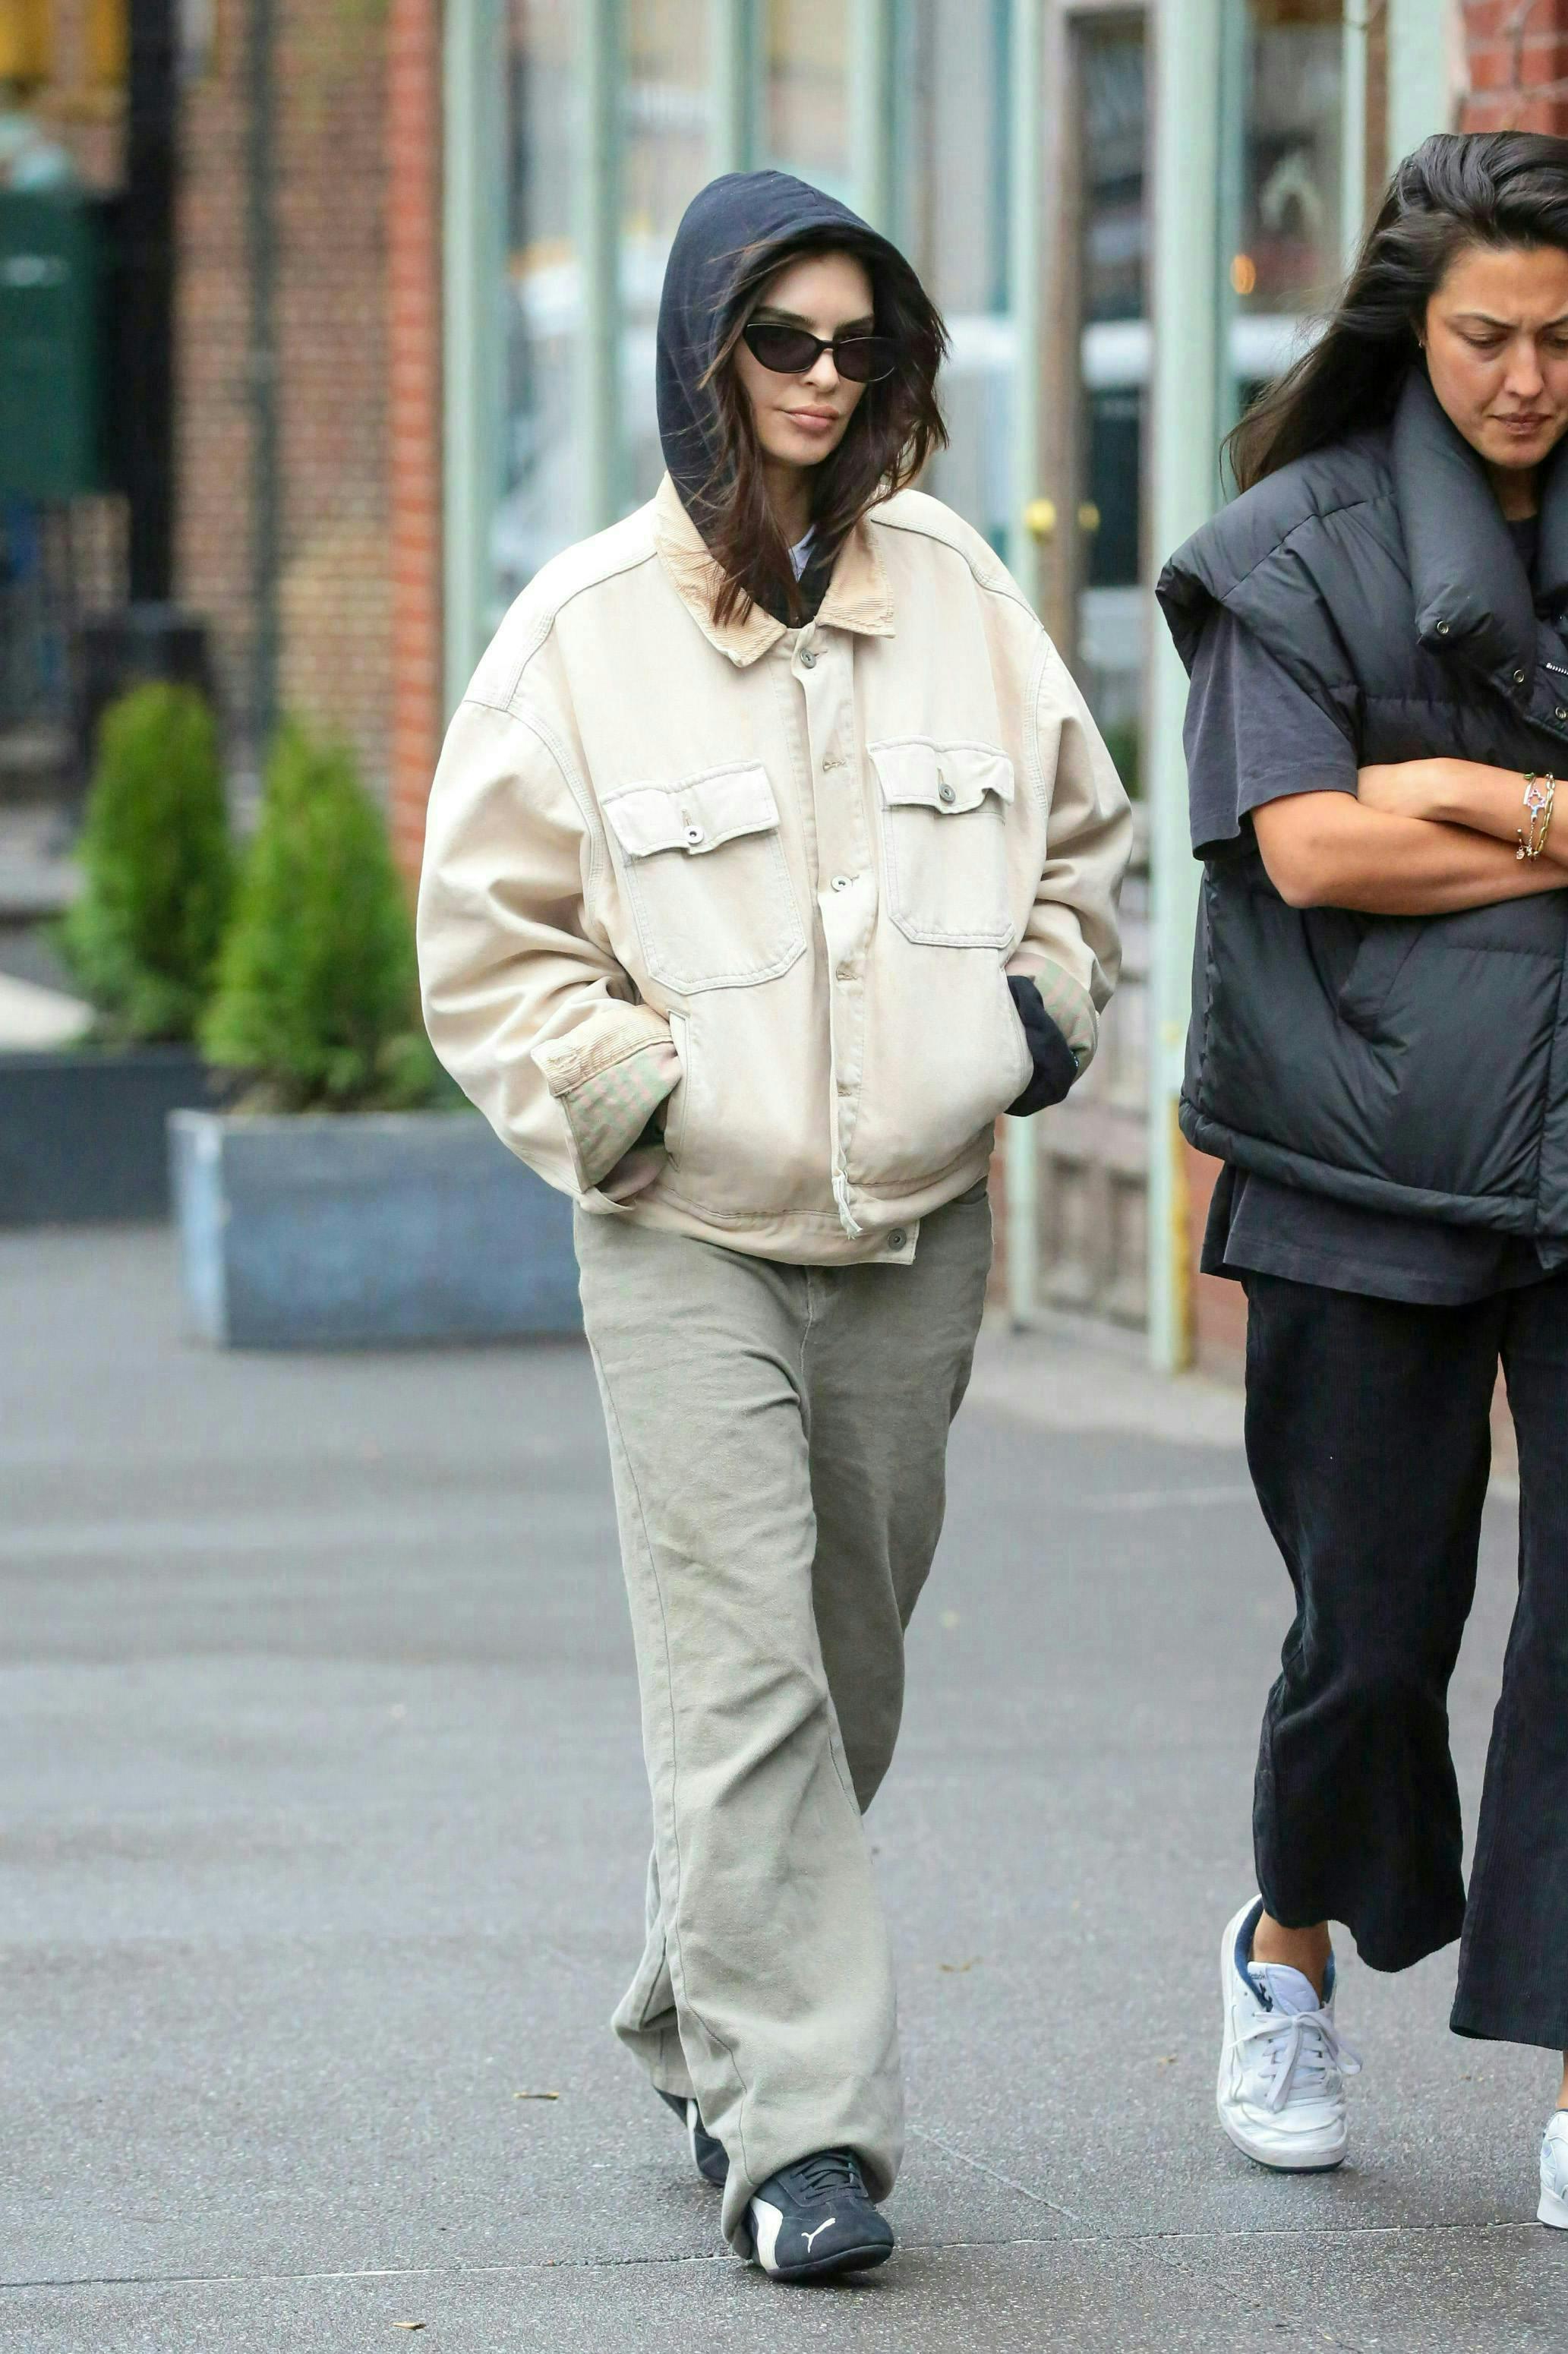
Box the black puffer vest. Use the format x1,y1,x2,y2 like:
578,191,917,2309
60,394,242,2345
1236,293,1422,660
1158,368,1568,1239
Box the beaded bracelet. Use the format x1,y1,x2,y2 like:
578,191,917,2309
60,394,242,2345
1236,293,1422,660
1519,772,1557,861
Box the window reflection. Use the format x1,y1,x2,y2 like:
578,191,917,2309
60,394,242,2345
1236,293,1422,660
1226,0,1344,411
1077,18,1147,794
622,0,711,504
765,0,849,194
897,0,1013,559
495,0,579,605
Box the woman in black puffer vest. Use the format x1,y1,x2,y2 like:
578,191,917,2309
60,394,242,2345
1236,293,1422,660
1158,132,1568,2218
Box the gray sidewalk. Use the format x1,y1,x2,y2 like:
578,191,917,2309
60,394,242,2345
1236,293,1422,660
3,1226,1564,2350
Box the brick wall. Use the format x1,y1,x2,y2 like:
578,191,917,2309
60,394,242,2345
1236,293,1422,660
178,0,392,794
1461,0,1568,132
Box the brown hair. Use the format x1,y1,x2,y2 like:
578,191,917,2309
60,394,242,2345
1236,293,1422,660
1226,131,1568,493
693,228,949,628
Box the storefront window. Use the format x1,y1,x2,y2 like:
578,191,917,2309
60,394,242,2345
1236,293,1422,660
764,0,849,194
494,0,580,604
897,0,1013,557
621,0,711,503
1076,17,1147,790
1225,0,1343,427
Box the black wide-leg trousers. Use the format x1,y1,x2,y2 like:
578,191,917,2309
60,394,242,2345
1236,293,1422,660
1244,1267,1568,2048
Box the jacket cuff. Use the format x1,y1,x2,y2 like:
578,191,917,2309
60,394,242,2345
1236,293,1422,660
1009,957,1098,1068
533,1009,680,1191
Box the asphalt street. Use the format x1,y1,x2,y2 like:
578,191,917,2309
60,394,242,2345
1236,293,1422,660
4,1226,1566,2351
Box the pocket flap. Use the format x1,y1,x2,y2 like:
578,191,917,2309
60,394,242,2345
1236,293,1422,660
869,740,1015,816
601,763,781,859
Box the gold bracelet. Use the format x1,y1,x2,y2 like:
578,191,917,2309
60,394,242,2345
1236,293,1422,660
1519,772,1556,860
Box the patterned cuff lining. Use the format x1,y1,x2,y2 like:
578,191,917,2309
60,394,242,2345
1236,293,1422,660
1026,963,1097,1067
558,1037,681,1189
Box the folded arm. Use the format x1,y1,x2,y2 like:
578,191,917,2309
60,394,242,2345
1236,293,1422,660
1253,785,1567,915
1358,756,1568,870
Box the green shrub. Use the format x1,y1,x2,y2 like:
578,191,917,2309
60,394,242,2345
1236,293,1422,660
58,682,233,1043
202,720,439,1111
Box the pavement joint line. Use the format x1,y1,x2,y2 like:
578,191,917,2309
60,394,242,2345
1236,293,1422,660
906,2123,1083,2223
5,2220,1552,2295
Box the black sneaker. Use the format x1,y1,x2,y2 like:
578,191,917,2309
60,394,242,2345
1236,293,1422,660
745,2148,894,2280
658,2087,728,2186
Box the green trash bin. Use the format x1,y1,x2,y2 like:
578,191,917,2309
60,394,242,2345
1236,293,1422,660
0,190,108,500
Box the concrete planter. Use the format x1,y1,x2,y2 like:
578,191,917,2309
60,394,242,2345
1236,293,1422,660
169,1109,581,1349
0,1045,213,1224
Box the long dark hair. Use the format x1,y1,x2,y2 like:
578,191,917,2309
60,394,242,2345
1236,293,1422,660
696,227,948,628
1227,131,1568,492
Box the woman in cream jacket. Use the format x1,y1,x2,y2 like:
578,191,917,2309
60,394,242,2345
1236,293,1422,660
417,170,1130,2282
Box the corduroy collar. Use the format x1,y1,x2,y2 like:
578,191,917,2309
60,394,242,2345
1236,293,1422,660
1393,365,1568,694
651,474,896,667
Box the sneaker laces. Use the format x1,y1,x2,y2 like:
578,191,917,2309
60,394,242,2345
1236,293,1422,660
1237,2001,1362,2113
787,2149,864,2199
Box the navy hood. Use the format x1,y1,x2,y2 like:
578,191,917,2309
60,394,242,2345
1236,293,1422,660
656,169,917,524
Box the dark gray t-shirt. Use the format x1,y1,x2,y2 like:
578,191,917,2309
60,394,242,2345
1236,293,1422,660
1188,547,1555,1306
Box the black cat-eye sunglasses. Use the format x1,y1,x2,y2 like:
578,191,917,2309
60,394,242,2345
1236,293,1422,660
741,320,900,383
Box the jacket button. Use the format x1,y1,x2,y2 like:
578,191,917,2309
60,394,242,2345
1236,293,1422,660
1515,669,1528,686
938,781,957,806
887,1230,907,1252
836,963,854,981
1557,708,1567,721
683,824,705,846
799,649,818,670
1437,621,1450,634
830,873,852,891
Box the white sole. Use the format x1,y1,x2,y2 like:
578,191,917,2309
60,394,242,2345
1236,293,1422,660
1539,2184,1568,2229
1218,2100,1346,2173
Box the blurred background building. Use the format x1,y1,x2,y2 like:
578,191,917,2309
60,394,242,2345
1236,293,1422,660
0,0,1560,1360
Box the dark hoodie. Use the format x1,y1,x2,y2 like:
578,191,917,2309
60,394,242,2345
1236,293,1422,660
655,171,921,617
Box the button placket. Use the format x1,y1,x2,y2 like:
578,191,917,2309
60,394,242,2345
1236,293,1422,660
799,635,872,1230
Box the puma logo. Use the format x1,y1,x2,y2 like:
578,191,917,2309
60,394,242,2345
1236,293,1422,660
803,2218,837,2251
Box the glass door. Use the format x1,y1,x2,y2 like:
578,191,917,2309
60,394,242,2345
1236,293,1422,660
1074,15,1147,795
1218,0,1346,455
1021,0,1150,1330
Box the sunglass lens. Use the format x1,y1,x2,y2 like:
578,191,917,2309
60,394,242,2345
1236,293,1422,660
745,323,822,374
834,336,899,383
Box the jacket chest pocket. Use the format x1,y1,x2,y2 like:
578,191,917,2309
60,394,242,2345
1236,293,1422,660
869,739,1014,948
600,762,807,995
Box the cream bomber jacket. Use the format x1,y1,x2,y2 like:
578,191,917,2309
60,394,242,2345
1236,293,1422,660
416,475,1132,1267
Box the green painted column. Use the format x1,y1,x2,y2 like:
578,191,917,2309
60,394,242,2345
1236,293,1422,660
1387,0,1454,169
710,0,759,175
1145,0,1225,1370
850,0,895,229
1003,0,1044,1326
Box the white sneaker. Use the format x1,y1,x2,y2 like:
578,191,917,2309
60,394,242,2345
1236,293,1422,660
1538,2113,1568,2227
1216,1895,1361,2171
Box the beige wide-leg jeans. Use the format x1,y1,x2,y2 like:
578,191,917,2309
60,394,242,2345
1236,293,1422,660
575,1183,992,2249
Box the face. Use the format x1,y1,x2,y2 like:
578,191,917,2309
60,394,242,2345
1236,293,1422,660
1423,241,1568,476
732,249,876,473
